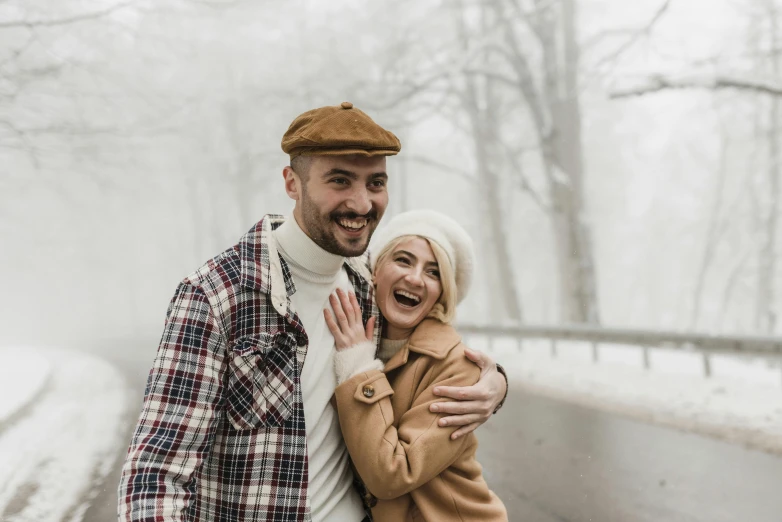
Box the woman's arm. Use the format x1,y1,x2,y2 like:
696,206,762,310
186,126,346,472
334,352,479,500
324,289,481,499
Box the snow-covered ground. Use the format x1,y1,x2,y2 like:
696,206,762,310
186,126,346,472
0,339,779,521
469,336,782,455
0,348,51,426
0,347,131,522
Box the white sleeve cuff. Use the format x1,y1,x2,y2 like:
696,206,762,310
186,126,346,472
334,340,384,385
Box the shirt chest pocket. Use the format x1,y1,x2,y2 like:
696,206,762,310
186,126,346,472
225,332,298,430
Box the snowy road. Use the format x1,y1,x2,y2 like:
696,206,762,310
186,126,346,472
0,348,130,522
3,343,781,522
478,390,782,522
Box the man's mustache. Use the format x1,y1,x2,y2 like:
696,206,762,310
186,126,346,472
331,210,378,221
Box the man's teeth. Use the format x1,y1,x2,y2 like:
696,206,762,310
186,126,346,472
339,218,367,230
395,290,421,303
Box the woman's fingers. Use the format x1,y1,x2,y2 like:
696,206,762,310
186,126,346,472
329,292,351,331
329,289,375,347
348,291,362,323
337,289,357,325
364,316,376,340
336,289,354,324
323,309,345,345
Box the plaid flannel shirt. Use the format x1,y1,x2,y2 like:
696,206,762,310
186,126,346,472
118,215,380,522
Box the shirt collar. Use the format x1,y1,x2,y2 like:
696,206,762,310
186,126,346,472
238,214,284,294
238,214,374,315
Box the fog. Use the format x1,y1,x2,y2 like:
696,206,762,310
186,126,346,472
2,1,782,520
4,0,781,348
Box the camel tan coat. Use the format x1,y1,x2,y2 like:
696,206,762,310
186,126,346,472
334,319,508,522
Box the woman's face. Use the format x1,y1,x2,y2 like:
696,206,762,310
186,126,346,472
374,237,442,340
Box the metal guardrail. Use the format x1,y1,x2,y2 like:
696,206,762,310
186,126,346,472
458,324,782,381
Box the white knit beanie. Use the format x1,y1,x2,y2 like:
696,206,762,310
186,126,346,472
369,209,475,304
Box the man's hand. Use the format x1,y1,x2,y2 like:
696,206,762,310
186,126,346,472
429,348,507,440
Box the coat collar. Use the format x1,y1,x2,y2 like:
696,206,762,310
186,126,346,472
383,319,462,372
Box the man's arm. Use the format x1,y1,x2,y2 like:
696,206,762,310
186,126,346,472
429,348,508,439
118,283,226,522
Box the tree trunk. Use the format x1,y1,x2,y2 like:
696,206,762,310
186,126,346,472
690,135,730,330
457,3,524,323
756,3,780,333
541,0,600,323
471,92,524,324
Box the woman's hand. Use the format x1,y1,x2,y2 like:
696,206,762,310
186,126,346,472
324,288,376,351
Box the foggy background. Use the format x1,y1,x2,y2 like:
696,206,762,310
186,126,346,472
5,0,782,345
3,1,782,521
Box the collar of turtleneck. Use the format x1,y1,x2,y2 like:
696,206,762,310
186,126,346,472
273,215,345,284
379,338,408,363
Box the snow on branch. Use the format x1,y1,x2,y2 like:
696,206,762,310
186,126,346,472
609,74,782,98
0,1,134,30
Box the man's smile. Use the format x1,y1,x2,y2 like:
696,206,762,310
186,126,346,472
335,217,370,237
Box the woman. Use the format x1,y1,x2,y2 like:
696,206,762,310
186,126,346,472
324,210,508,522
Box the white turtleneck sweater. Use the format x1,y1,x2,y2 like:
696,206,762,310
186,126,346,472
273,216,366,522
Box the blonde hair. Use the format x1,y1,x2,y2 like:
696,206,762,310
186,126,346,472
373,235,457,324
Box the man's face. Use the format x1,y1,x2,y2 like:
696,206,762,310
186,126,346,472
287,155,389,257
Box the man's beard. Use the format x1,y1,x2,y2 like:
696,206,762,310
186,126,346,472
299,195,379,257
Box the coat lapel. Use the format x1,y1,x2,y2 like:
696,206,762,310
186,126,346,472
382,319,462,373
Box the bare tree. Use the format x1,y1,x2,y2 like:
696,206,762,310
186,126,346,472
755,0,781,332
475,0,600,323
609,75,782,99
607,0,782,333
360,0,605,324
455,2,525,323
689,129,730,330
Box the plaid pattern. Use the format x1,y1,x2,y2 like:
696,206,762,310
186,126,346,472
118,215,379,522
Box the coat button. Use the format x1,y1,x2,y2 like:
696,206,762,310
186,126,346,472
362,385,375,398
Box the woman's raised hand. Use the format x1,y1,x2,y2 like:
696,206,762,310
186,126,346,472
324,288,375,352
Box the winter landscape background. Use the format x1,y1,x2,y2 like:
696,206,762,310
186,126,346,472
1,0,781,521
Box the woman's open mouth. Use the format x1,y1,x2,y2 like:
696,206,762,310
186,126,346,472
393,290,421,308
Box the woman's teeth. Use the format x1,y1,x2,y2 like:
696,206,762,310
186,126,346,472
394,290,421,307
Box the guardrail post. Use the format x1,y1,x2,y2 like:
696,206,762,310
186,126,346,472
551,339,557,358
642,346,651,370
702,352,712,378
591,342,599,363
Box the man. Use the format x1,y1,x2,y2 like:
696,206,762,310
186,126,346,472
118,102,508,522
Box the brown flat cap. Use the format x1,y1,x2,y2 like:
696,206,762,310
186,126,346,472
281,102,401,158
